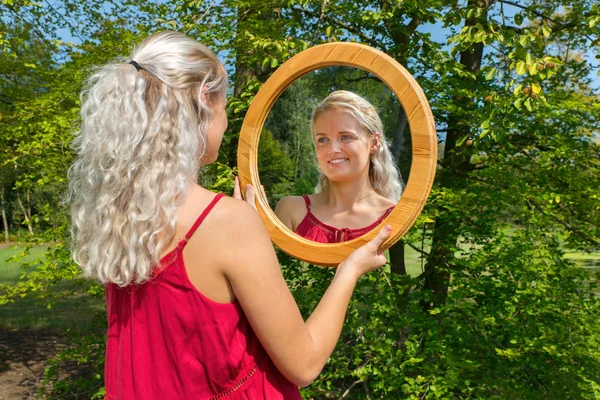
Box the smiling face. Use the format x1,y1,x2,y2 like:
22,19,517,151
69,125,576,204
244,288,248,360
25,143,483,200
313,108,380,183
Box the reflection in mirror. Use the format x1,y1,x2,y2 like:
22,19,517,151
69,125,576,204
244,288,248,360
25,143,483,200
258,66,411,243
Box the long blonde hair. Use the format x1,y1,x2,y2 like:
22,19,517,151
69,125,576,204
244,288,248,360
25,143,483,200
67,31,228,287
311,90,403,202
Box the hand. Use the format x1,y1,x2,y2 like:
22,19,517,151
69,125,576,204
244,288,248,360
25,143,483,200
337,225,392,280
233,175,258,211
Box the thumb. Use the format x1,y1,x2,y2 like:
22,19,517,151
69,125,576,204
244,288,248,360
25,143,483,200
245,184,256,207
233,176,241,200
369,225,392,251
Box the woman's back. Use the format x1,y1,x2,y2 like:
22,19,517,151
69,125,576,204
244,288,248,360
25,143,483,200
104,193,301,400
71,32,393,399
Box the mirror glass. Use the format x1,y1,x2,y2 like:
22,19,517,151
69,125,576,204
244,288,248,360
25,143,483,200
258,66,411,243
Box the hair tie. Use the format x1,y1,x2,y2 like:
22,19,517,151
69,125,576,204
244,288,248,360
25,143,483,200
129,60,143,71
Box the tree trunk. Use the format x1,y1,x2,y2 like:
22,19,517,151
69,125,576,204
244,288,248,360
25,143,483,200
389,239,407,275
16,191,33,236
229,4,280,168
421,0,491,308
1,189,8,243
385,6,420,276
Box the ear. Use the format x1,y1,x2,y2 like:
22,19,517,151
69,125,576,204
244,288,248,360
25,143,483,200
370,132,382,154
200,86,209,106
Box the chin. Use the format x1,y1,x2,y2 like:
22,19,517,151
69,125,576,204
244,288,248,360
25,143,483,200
200,152,218,166
324,172,358,183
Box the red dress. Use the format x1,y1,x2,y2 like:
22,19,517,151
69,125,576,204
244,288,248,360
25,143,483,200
104,193,302,400
295,195,394,243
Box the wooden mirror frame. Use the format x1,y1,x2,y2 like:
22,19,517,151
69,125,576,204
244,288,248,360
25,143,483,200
237,42,437,266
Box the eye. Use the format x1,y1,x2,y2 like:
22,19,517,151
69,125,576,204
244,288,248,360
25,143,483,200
316,137,329,143
341,135,354,141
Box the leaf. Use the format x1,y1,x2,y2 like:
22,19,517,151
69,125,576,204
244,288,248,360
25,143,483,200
270,58,278,68
514,97,524,110
485,67,496,80
514,84,523,95
519,35,528,47
524,97,533,112
542,25,552,37
514,12,524,26
532,83,541,95
526,53,533,65
516,61,527,75
530,63,538,75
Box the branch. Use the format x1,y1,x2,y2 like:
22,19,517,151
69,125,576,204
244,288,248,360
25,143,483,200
526,198,600,247
0,73,29,86
292,6,386,50
4,4,55,49
339,379,362,399
43,0,85,43
184,0,216,34
341,75,382,84
406,241,429,258
497,0,594,41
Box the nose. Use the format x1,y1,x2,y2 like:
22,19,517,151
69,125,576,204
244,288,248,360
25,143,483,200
328,139,341,154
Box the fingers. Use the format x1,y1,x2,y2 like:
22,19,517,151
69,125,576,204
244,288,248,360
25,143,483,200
370,225,392,251
245,184,255,206
233,176,241,200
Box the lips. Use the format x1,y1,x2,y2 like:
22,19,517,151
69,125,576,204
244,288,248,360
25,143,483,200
328,158,349,164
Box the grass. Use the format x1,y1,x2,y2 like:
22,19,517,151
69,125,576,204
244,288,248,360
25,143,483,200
1,232,598,331
0,244,104,331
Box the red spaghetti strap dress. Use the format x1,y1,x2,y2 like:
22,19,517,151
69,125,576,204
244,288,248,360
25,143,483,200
295,195,394,243
104,193,302,400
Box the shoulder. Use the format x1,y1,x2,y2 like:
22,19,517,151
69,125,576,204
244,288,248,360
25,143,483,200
274,196,309,231
207,195,267,236
367,194,396,218
180,187,267,242
276,195,307,211
380,197,397,209
369,192,396,208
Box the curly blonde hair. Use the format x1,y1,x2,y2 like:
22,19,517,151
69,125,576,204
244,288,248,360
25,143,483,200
311,90,403,202
67,31,228,287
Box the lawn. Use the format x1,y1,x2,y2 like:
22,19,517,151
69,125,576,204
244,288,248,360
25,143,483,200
0,236,598,331
0,244,105,331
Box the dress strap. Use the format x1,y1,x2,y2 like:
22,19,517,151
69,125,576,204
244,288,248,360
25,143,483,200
182,193,226,245
302,195,311,210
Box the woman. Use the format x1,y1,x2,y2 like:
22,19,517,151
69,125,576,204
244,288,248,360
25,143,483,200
68,32,391,399
275,90,403,243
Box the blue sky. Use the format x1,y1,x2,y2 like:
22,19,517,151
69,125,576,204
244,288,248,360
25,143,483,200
54,2,599,90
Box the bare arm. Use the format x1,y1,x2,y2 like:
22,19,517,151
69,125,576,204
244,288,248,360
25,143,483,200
220,200,390,386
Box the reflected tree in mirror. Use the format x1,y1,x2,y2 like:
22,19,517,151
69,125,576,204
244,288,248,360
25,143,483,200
259,66,410,209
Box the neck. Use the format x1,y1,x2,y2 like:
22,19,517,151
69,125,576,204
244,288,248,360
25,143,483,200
322,173,376,211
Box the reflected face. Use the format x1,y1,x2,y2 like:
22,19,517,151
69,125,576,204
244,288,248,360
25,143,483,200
203,97,228,165
313,109,379,183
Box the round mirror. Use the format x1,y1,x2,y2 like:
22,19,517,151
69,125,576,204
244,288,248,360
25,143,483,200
238,42,437,266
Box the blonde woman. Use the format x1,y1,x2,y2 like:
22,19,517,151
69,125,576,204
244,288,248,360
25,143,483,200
276,90,403,243
68,32,391,400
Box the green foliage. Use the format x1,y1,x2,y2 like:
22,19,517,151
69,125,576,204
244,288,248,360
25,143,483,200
284,232,600,399
1,0,599,398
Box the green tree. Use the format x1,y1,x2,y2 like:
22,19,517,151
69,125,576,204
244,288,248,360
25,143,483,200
1,0,599,398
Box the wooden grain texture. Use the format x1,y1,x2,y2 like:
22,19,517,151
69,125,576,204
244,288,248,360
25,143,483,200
238,42,437,266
